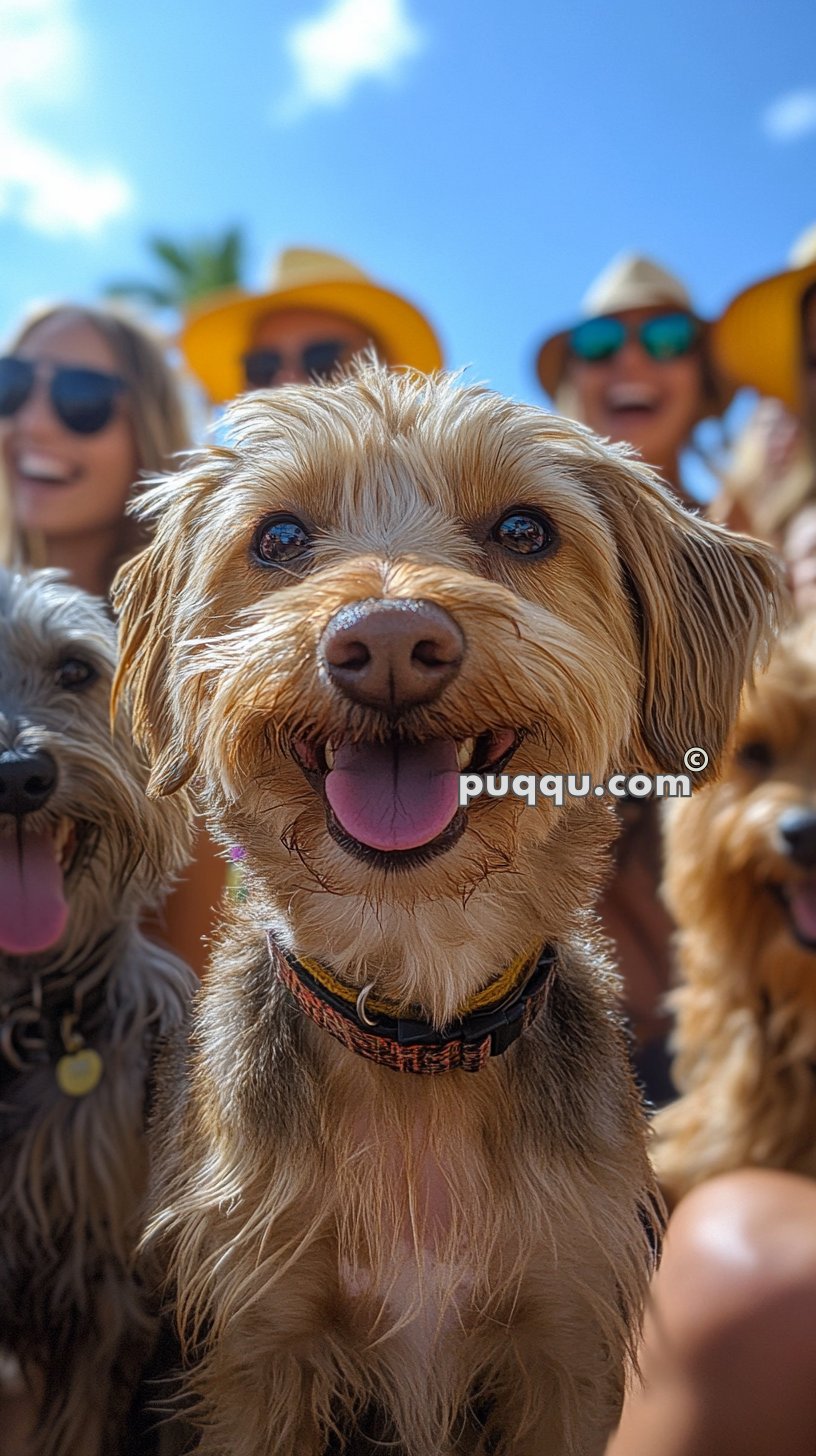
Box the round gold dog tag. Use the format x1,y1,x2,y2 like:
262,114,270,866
56,1048,104,1097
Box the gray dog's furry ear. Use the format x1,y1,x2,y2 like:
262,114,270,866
588,456,785,782
111,459,230,798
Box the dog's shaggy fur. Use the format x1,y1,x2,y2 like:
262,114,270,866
0,569,195,1456
113,366,780,1456
654,616,816,1206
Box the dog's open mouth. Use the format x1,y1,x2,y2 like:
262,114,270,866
292,730,518,863
774,879,816,952
0,817,78,956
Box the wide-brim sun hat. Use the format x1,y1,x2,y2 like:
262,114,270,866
535,253,733,416
713,223,816,414
180,247,445,404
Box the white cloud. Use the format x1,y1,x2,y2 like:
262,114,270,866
761,88,816,143
277,0,424,121
0,0,133,236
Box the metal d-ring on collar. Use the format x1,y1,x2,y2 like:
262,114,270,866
356,982,378,1026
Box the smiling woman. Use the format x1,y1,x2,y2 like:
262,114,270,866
535,253,733,503
0,302,188,595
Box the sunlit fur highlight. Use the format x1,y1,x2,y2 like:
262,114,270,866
655,617,816,1206
113,366,780,1455
0,569,195,1456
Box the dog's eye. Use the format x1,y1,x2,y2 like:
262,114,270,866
491,509,558,557
55,658,97,692
737,740,773,771
252,515,311,566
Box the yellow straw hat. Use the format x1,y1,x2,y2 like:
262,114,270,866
713,224,816,413
180,246,444,404
535,253,732,415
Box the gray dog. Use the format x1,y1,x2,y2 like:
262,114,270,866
0,569,195,1456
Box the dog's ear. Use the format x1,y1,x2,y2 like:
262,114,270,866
587,453,784,782
112,455,230,797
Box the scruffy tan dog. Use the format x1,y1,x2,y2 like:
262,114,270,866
0,568,194,1456
113,367,779,1456
654,616,816,1206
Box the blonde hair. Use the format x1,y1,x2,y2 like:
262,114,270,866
0,302,190,584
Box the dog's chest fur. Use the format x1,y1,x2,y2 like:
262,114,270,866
0,944,191,1357
337,1103,474,1346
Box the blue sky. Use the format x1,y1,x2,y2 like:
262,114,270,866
1,0,814,491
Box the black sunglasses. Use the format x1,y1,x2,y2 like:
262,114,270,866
0,356,128,435
241,339,350,389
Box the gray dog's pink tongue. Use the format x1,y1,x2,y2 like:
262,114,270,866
325,739,460,851
0,829,68,955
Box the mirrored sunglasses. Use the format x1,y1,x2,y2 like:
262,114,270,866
568,312,701,364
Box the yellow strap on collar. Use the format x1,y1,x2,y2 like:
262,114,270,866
296,944,541,1021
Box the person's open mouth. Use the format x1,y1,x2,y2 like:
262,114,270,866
0,816,82,956
291,730,519,866
771,878,816,952
604,384,662,424
13,452,81,488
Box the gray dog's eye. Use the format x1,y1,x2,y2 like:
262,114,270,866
252,515,312,566
492,509,558,557
55,658,98,691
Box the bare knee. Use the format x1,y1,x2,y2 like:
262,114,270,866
650,1169,816,1378
609,1171,816,1455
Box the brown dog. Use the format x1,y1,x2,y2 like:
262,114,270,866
113,367,779,1455
654,617,816,1206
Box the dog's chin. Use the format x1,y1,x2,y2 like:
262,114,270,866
291,729,520,871
0,815,92,959
770,880,816,953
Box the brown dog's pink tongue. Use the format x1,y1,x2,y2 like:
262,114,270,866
325,739,460,851
789,882,816,946
0,829,68,955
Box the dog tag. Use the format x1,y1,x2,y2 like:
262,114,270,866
56,1048,104,1097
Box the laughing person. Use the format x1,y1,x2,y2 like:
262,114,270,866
536,253,733,508
534,255,736,1104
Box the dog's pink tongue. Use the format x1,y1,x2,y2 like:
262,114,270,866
325,739,460,851
789,882,816,947
0,829,68,955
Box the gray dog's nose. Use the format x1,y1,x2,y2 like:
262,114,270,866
778,809,816,869
320,598,465,711
0,748,58,816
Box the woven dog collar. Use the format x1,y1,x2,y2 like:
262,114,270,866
267,935,557,1074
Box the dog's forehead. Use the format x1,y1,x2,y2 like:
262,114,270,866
0,570,116,692
222,383,607,545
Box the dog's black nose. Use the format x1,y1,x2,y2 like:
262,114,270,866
320,598,465,711
0,748,58,816
778,809,816,868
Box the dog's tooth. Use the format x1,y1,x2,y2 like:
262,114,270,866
457,738,476,770
53,818,72,864
325,743,335,770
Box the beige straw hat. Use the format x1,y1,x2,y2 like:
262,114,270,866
181,246,444,404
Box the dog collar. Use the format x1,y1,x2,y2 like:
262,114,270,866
0,936,113,1097
267,934,557,1074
